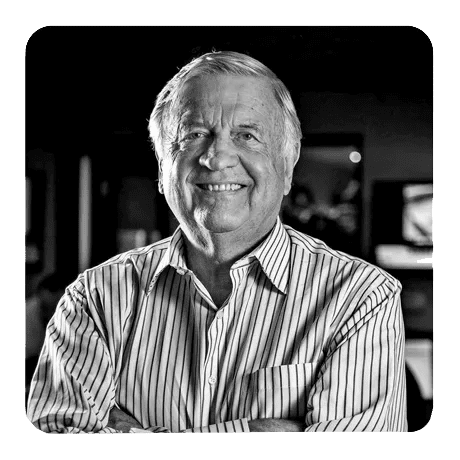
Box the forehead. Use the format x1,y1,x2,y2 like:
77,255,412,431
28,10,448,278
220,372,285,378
173,74,279,124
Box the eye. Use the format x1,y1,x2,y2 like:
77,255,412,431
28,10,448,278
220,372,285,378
184,132,207,141
238,132,257,141
180,130,210,143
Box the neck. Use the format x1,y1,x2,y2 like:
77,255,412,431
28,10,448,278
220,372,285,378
181,221,276,307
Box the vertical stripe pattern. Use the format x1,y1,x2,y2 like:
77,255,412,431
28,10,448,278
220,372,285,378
27,218,407,432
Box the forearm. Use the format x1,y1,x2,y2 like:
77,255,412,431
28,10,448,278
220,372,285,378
183,418,250,432
106,406,171,433
31,407,170,433
183,417,304,433
248,418,305,432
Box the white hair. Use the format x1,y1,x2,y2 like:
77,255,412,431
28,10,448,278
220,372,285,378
148,50,302,164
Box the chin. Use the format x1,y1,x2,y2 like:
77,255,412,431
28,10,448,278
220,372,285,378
196,210,246,234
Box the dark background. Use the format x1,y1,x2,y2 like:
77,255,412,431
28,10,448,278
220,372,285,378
26,25,433,272
25,26,433,430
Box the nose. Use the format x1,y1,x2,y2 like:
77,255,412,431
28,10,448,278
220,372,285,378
198,135,239,171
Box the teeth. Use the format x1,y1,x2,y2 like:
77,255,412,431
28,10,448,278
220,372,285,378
203,184,242,191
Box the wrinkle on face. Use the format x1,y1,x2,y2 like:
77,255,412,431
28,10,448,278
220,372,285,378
161,73,290,241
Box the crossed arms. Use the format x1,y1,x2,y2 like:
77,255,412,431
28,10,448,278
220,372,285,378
27,277,407,432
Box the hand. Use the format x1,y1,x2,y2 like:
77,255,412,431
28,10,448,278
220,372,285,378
248,417,305,432
107,405,145,432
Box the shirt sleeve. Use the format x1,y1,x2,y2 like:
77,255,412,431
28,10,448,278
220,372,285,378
26,279,133,433
304,277,407,432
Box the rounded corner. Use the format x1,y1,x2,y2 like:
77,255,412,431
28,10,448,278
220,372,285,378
409,402,433,433
406,25,434,52
24,411,48,434
26,26,52,57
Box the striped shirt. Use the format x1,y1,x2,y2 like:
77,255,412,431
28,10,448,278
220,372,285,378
27,218,407,432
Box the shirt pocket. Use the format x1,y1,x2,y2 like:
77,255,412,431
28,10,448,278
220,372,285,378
247,363,318,420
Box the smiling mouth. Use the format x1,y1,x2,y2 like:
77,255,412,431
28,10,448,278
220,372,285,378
197,183,244,192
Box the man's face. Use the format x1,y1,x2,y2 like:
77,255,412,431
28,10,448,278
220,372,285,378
160,74,294,240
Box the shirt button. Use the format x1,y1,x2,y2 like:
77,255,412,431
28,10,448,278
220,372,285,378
216,312,223,320
208,376,217,385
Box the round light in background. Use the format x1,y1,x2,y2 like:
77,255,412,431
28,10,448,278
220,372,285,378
349,151,362,163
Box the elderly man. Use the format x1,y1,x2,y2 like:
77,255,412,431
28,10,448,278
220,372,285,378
27,51,407,432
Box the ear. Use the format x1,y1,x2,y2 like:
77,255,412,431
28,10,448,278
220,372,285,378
157,158,164,195
283,142,300,196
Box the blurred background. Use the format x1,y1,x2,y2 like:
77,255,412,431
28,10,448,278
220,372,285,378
25,26,433,430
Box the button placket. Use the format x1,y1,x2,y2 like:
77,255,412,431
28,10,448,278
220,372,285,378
204,309,221,394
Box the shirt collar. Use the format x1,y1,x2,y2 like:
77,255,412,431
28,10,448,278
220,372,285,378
240,217,290,294
146,227,188,295
147,217,291,295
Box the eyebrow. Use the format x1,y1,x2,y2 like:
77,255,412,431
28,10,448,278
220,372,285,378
179,120,264,133
178,121,205,132
235,123,262,133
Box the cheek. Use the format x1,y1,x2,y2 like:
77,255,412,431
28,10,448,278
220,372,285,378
164,155,193,196
244,151,286,189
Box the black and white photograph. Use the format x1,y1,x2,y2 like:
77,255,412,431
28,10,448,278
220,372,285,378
25,26,433,435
